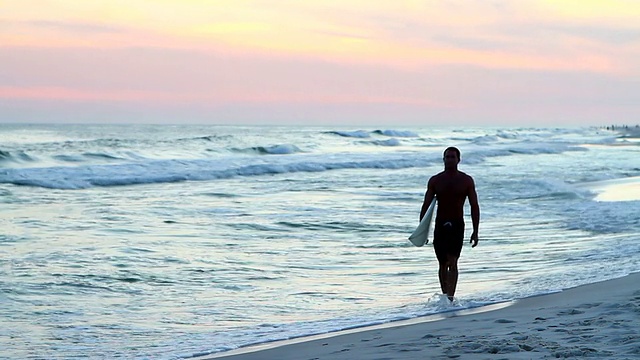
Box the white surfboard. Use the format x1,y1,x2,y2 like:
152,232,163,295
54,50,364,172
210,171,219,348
408,198,436,247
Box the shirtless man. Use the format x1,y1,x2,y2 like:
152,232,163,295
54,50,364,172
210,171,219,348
420,147,480,301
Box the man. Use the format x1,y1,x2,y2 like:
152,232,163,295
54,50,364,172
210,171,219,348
420,147,480,302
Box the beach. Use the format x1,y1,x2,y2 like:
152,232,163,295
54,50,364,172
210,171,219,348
201,273,640,360
2,125,639,359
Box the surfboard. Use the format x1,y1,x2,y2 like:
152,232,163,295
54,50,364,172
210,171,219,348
408,198,436,247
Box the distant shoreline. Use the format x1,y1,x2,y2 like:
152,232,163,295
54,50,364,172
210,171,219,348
603,124,640,138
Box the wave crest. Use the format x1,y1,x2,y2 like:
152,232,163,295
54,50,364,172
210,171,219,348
0,150,36,164
326,130,371,138
370,139,401,146
373,130,419,137
0,142,585,189
232,144,302,155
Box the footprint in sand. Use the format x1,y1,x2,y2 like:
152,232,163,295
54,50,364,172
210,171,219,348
361,336,382,342
557,309,585,315
494,319,517,323
577,302,602,309
330,348,350,355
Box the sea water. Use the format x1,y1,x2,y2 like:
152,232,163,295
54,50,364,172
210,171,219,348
1,124,639,359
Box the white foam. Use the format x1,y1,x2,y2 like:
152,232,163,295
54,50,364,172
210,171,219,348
582,176,640,202
0,143,589,189
263,145,300,154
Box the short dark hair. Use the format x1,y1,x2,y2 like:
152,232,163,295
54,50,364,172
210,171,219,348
443,146,460,160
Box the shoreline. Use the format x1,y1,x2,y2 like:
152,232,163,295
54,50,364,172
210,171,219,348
193,273,640,359
195,300,517,359
606,124,640,138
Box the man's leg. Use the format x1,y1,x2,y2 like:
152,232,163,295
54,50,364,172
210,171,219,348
438,260,448,295
445,255,459,301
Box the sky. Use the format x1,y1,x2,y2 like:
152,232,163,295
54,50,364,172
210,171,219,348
1,0,639,126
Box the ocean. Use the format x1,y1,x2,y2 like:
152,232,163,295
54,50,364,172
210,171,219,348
1,124,639,359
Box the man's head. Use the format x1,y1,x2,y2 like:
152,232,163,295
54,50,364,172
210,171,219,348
443,146,460,169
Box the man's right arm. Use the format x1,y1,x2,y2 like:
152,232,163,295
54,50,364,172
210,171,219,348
419,177,435,221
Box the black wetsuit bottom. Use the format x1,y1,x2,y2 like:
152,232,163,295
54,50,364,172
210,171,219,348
433,218,465,263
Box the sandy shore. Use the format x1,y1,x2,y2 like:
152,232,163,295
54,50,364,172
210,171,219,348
197,273,640,360
584,176,640,202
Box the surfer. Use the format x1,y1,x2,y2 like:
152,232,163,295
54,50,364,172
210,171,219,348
420,147,480,302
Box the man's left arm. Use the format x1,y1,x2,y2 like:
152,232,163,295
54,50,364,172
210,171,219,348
468,178,480,247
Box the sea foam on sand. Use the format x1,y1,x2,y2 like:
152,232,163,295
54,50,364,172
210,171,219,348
196,273,640,360
587,176,640,202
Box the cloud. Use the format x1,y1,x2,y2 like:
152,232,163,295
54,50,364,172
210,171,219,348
1,46,636,118
26,20,126,34
2,19,126,34
0,46,454,108
544,24,640,45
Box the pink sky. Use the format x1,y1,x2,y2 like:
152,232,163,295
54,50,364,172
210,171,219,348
1,1,639,126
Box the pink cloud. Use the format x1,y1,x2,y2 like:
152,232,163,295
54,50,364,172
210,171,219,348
0,85,455,109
